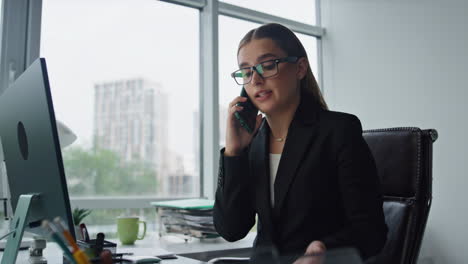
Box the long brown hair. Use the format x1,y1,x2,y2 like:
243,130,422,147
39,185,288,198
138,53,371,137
238,23,328,110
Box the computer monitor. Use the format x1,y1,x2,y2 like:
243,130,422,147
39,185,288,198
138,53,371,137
0,58,75,263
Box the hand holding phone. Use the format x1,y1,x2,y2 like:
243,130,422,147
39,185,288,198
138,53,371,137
234,87,258,134
224,87,261,156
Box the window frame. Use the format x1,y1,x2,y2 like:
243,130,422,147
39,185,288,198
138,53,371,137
0,0,42,216
0,0,325,211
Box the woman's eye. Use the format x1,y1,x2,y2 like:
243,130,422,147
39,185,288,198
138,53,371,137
242,70,252,78
262,62,276,70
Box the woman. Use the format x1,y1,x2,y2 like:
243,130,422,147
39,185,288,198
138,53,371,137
213,23,387,263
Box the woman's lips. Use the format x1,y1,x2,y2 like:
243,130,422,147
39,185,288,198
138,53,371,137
255,90,272,102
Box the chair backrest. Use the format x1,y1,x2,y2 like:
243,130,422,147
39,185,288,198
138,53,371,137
363,127,437,264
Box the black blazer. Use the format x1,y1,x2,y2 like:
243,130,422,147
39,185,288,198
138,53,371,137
213,94,388,260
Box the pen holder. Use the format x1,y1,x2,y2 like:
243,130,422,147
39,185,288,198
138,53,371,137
77,239,117,258
63,239,118,263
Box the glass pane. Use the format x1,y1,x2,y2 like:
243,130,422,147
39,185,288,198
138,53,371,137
80,208,156,239
219,17,260,147
222,0,317,25
0,211,6,237
218,16,319,147
296,33,319,85
0,0,6,238
41,0,200,198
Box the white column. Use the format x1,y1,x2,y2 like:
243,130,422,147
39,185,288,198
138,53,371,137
200,0,219,199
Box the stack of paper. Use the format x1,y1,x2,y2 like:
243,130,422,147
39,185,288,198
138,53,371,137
151,199,219,239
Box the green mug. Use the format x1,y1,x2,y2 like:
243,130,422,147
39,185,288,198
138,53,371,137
117,216,146,245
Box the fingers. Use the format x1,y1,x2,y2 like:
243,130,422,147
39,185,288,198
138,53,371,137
252,114,263,134
305,241,326,255
228,96,247,109
293,255,324,264
296,255,325,264
229,104,243,115
228,96,248,115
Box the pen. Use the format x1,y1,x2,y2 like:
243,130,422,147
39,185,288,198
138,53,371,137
80,223,90,242
42,220,77,264
54,217,91,264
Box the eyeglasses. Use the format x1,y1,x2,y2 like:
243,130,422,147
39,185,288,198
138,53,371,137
231,56,299,85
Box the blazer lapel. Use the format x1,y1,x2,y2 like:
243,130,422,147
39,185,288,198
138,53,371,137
250,120,275,240
273,94,321,217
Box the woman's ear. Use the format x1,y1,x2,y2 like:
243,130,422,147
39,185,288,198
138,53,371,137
296,57,309,80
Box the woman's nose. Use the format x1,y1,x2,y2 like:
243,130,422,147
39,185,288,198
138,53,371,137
251,69,264,85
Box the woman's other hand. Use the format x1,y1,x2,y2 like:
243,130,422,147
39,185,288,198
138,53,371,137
293,241,326,264
224,96,262,156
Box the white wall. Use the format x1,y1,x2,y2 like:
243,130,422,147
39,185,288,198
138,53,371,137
321,0,468,263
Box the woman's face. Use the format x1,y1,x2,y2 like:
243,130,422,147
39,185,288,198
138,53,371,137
237,38,307,115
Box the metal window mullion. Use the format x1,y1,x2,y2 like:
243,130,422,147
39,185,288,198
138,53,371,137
0,0,41,217
218,2,324,37
316,0,324,91
199,0,219,200
25,0,41,66
158,0,205,9
1,0,26,94
0,0,41,93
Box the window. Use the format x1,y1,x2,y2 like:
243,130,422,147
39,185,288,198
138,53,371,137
296,33,319,84
0,0,7,237
221,0,317,25
1,0,323,236
40,0,200,199
219,17,260,147
81,208,156,239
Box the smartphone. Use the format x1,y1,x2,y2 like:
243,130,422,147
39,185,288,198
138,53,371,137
234,87,258,134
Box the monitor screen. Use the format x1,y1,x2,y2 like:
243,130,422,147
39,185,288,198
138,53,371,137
0,58,75,238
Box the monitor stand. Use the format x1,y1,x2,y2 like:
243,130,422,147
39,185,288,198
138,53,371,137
1,194,38,264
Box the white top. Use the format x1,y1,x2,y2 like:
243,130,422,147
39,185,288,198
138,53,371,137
269,153,282,207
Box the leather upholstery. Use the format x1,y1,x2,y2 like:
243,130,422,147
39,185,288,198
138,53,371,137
363,128,437,264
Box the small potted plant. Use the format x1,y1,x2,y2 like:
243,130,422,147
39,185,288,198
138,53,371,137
72,207,92,240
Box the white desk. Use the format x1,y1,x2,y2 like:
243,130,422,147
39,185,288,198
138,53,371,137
0,232,256,263
151,232,254,255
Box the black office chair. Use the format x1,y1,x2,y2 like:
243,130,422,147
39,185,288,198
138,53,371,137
363,127,438,264
209,127,437,264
